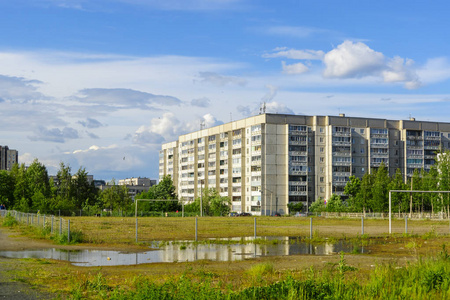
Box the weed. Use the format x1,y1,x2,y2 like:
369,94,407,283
2,214,18,227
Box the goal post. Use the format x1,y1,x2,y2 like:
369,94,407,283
134,199,183,243
389,190,450,234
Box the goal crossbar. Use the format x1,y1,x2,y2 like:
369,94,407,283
389,190,450,234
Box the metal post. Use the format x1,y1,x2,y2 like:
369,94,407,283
43,215,46,228
361,216,364,235
389,191,392,234
254,217,257,239
135,217,138,243
195,217,198,242
68,219,70,243
200,181,203,217
27,213,29,226
51,216,54,234
310,218,313,239
59,217,62,235
405,216,408,234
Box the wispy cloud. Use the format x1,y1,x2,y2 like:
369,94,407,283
196,72,247,87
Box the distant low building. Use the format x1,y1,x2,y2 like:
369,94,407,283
0,145,18,171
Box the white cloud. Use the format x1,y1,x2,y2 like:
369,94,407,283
263,47,324,60
0,75,46,103
323,41,385,78
75,88,182,109
382,56,421,89
78,118,104,128
261,84,278,103
197,72,247,87
282,61,309,75
191,97,211,107
28,126,79,143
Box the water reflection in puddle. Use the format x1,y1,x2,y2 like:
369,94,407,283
0,237,363,267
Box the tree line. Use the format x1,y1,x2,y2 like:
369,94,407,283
310,150,450,216
0,159,231,216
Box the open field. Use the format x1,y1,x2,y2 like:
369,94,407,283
1,215,450,299
68,216,450,244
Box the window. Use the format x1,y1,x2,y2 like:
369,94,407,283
320,147,324,153
320,137,324,143
360,148,364,154
320,177,324,183
361,158,365,163
320,157,324,163
361,168,365,173
360,129,365,134
319,127,324,133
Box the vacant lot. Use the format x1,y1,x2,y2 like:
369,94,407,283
1,215,450,299
67,216,450,244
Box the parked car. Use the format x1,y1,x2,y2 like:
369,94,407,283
294,212,307,217
229,212,238,217
237,212,252,217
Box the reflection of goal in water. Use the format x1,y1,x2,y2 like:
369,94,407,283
134,199,183,243
389,190,450,234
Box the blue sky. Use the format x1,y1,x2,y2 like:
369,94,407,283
1,0,450,181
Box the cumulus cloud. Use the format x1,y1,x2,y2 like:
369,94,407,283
282,61,309,75
263,47,324,60
238,101,294,117
382,56,421,89
28,126,79,143
323,41,385,78
74,88,182,109
0,75,46,103
132,112,223,145
191,97,211,107
197,72,247,87
78,117,104,128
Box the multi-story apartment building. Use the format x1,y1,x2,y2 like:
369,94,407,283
159,114,450,216
0,145,18,171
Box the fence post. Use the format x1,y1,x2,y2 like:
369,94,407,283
405,216,408,234
254,217,257,239
27,213,29,226
51,216,54,234
59,217,62,235
68,219,70,243
195,217,198,242
310,218,313,239
135,217,138,243
37,214,40,226
43,215,46,228
361,216,364,235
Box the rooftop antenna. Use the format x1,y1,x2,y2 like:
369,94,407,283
200,121,205,130
230,112,232,122
259,102,266,114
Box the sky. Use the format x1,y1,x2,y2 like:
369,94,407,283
1,0,450,181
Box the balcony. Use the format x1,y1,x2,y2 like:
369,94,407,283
289,191,308,196
288,181,307,186
289,140,308,146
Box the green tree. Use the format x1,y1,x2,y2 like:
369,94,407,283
101,179,132,213
27,159,51,212
344,175,361,212
358,172,374,214
325,194,347,212
72,167,98,209
189,188,230,216
436,150,450,217
12,164,31,210
388,168,407,216
139,176,180,212
0,170,15,208
309,198,325,213
287,202,304,214
371,163,390,212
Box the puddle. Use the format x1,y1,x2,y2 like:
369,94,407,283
0,236,364,267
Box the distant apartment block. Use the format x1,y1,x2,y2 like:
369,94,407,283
0,145,18,171
118,177,157,199
159,113,450,216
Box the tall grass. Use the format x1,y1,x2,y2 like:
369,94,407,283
67,251,450,299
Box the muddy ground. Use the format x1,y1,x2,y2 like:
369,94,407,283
0,225,448,299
